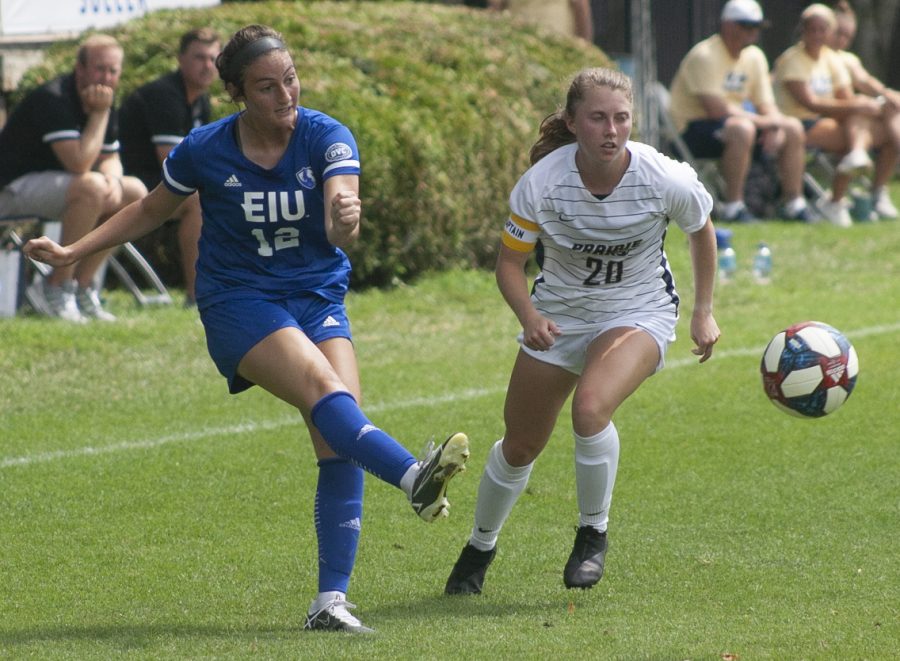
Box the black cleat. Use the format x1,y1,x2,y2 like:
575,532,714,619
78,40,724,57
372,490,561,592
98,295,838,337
410,433,469,522
445,543,497,595
563,526,608,589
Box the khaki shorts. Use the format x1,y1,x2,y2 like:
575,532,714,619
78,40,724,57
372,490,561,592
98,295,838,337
518,310,678,376
0,171,73,219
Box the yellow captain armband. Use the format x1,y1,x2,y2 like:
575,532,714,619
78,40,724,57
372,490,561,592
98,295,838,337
502,213,539,252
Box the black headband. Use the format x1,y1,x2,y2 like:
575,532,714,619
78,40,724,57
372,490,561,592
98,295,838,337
226,36,286,82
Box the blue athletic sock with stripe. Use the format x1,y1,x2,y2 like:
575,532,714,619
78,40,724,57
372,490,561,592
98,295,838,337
315,458,364,594
310,391,416,487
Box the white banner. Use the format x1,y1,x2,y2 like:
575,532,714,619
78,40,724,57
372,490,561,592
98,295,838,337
1,0,220,36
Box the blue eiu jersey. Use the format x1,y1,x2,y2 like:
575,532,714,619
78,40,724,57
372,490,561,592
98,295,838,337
162,107,361,307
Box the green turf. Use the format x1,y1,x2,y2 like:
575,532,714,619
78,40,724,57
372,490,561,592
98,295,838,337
1,217,897,659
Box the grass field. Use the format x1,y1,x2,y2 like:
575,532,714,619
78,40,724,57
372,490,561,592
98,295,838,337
1,217,898,660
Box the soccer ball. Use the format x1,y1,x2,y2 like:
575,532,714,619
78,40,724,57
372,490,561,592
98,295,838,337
760,321,859,418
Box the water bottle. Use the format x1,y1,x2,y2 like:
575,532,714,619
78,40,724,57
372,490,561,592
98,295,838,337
716,228,737,282
752,241,772,284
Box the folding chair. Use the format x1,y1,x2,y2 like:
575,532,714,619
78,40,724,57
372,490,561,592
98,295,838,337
0,215,172,315
647,81,727,217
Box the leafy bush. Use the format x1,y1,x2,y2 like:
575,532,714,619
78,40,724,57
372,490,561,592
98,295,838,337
15,1,609,288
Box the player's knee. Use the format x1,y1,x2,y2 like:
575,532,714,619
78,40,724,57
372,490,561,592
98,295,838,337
570,391,612,436
499,438,541,467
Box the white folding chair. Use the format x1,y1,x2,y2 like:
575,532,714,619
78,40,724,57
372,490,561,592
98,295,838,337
0,215,172,315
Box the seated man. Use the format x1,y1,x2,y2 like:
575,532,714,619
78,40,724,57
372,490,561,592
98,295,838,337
119,27,221,306
0,34,147,322
830,0,899,219
773,3,894,227
670,0,810,222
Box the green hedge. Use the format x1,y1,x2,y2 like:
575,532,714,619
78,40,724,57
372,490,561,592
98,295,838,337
16,1,609,288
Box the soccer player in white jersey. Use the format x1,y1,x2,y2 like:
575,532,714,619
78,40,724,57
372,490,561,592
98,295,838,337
25,24,469,634
445,67,720,595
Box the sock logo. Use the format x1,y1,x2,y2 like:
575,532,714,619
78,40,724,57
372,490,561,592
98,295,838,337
357,424,378,441
339,517,362,531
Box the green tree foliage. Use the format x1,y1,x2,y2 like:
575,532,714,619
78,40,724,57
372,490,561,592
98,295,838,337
16,1,608,287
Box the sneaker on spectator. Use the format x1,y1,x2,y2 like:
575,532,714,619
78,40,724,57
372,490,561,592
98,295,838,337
778,200,813,222
26,279,86,323
873,188,899,220
76,285,116,322
836,148,873,175
721,203,758,223
816,197,853,228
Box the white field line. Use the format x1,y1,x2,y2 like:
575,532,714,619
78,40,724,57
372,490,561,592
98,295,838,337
3,321,898,470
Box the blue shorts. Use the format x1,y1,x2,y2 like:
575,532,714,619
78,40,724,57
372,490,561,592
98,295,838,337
200,294,352,394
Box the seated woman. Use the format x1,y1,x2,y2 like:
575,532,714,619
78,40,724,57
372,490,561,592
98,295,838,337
830,0,900,219
772,3,896,226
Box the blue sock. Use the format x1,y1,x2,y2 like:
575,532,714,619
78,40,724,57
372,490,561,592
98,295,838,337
315,458,364,594
310,391,415,487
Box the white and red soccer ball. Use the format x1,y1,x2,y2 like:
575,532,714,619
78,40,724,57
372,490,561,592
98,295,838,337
760,321,859,418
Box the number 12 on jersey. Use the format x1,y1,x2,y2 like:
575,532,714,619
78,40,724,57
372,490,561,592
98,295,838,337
252,228,301,256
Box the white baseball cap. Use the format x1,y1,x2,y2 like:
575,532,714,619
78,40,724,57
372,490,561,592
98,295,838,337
721,0,765,25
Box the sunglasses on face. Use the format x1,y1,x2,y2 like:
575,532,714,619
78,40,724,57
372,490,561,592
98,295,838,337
736,20,762,29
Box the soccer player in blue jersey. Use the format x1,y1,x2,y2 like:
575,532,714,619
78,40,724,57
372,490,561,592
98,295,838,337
445,67,720,595
25,24,469,634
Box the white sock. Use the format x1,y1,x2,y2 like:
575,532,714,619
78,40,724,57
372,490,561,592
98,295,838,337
574,423,620,532
309,590,345,613
470,440,533,551
399,464,416,497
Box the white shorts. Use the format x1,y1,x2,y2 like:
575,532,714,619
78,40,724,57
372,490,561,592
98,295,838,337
518,310,678,376
0,171,73,219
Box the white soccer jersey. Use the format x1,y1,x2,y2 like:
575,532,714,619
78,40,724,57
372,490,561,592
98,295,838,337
503,141,713,330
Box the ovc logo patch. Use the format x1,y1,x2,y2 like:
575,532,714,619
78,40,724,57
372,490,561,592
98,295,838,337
325,142,353,163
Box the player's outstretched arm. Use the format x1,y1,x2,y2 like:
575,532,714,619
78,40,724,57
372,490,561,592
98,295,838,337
24,184,184,268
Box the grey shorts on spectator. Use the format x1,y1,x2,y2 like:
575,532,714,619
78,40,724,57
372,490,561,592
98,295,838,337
0,171,73,218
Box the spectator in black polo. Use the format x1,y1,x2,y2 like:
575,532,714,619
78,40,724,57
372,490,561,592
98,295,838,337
119,27,220,306
0,34,147,322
